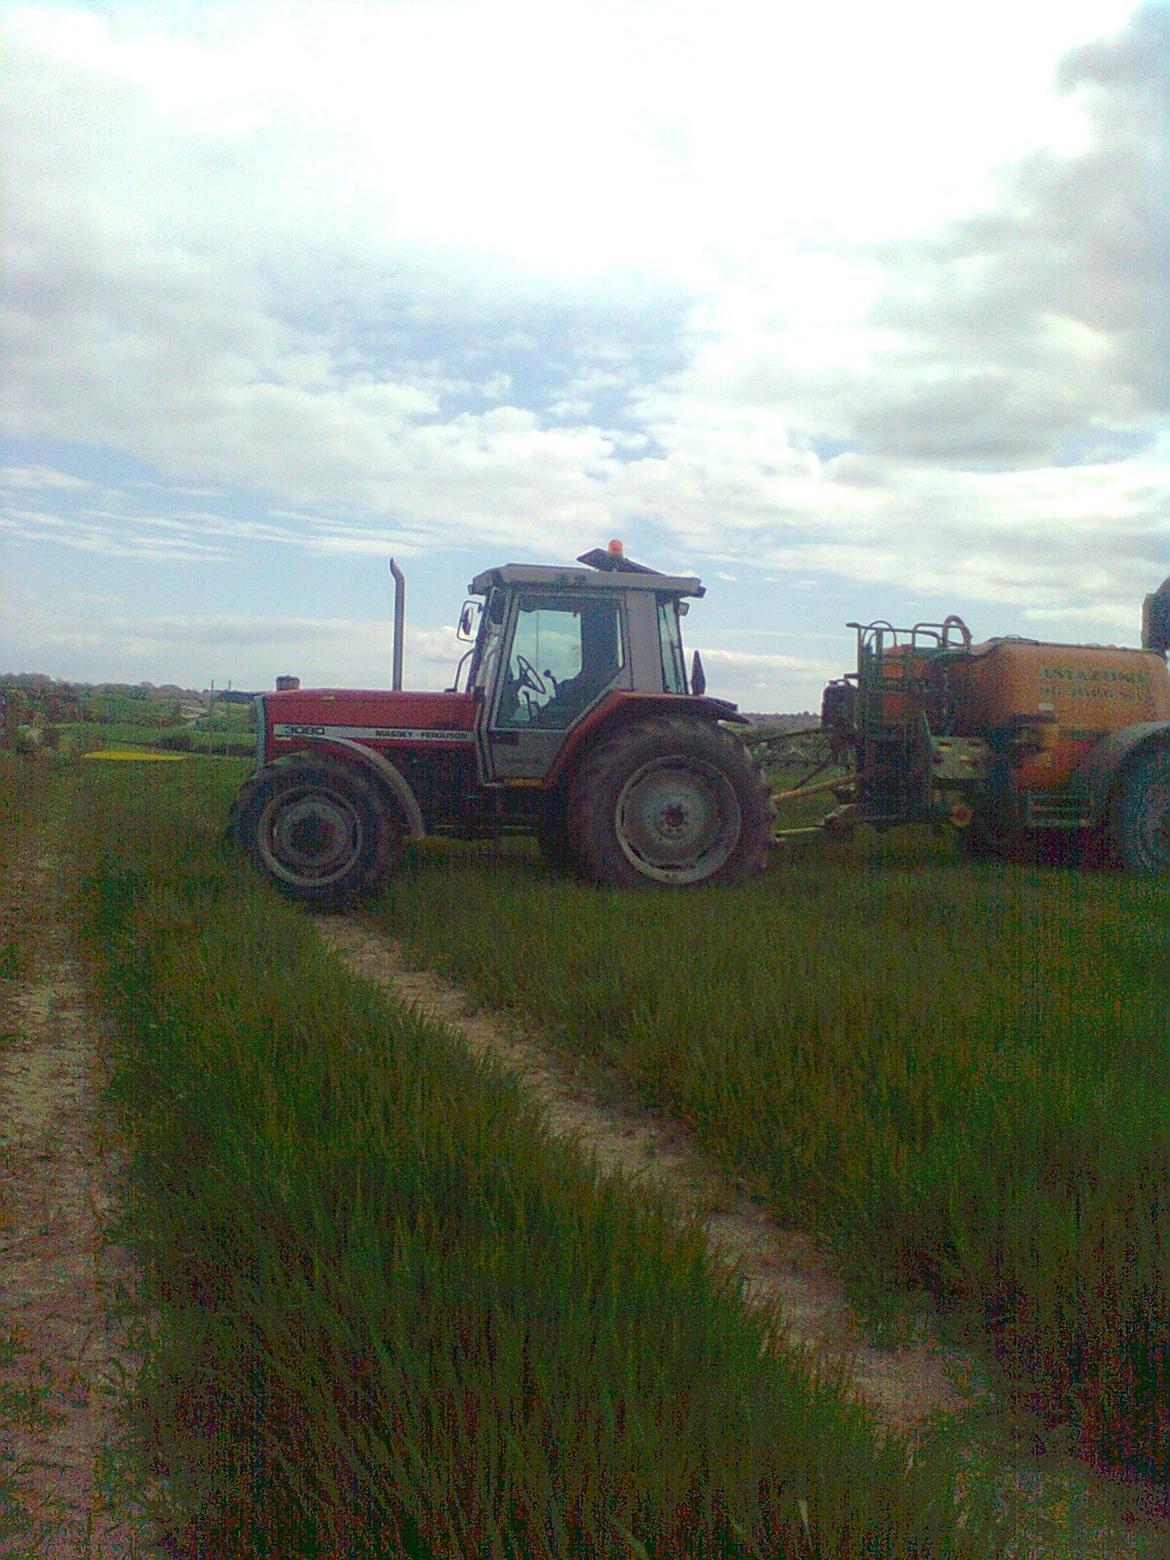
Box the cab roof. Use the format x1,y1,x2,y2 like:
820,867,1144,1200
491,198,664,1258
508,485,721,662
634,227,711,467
469,562,705,598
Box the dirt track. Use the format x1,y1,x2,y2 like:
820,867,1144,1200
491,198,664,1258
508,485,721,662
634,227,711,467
318,915,977,1436
318,914,1170,1558
0,844,156,1558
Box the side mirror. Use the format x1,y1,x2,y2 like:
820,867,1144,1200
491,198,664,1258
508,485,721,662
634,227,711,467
690,649,706,696
457,600,480,642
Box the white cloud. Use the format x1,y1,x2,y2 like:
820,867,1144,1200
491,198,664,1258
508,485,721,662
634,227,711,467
1,577,464,691
1,0,1164,697
1,465,93,491
693,645,839,712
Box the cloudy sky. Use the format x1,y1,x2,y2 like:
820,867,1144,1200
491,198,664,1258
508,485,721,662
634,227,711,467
2,0,1167,709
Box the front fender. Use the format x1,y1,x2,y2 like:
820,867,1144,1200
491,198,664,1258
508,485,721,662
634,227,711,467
291,738,427,838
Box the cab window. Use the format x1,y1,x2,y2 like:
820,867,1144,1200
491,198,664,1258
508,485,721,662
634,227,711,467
497,594,625,728
471,590,508,693
658,598,688,693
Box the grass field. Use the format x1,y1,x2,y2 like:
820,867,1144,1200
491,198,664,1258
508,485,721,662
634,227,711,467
6,747,1168,1552
34,753,1006,1557
365,818,1170,1488
3,686,257,758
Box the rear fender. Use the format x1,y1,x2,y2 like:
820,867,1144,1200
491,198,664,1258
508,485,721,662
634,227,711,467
544,691,746,788
282,737,427,838
1073,722,1170,821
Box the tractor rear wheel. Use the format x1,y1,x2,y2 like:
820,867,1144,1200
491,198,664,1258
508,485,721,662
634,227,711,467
233,756,402,908
568,716,771,888
1110,744,1170,873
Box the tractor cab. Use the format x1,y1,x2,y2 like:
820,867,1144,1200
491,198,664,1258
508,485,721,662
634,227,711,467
461,545,707,782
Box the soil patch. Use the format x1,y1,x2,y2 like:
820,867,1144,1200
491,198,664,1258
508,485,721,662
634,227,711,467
0,843,156,1557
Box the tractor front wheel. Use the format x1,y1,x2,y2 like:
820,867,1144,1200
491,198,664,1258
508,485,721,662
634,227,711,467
233,756,402,908
568,716,770,888
1111,745,1170,873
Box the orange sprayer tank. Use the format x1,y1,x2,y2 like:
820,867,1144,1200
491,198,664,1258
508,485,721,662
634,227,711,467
876,645,932,723
954,639,1170,789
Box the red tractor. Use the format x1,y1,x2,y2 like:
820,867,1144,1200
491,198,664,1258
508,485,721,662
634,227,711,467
231,543,772,905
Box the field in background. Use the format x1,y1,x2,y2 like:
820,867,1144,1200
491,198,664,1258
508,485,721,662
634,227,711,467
9,753,1001,1558
0,682,256,757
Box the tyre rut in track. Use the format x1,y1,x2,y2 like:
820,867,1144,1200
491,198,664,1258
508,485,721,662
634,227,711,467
316,914,973,1436
318,916,1170,1555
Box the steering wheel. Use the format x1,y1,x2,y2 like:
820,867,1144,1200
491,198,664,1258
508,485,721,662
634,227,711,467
514,655,547,695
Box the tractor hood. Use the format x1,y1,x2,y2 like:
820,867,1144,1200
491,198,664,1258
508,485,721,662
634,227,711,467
263,686,477,746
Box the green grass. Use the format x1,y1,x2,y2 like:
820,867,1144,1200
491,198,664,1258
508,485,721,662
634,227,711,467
0,755,52,981
64,758,1001,1558
0,1334,54,1558
363,828,1170,1486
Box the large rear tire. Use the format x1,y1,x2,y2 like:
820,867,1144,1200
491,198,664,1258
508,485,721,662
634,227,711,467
233,756,402,908
1110,744,1170,873
568,716,771,888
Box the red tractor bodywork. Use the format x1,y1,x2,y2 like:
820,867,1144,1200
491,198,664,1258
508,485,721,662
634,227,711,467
233,548,772,903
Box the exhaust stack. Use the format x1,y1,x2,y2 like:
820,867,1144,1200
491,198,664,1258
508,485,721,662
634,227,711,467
390,558,405,689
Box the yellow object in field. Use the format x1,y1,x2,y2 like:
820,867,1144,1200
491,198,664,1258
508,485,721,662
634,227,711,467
83,750,186,762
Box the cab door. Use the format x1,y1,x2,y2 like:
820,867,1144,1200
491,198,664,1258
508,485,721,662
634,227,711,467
480,590,628,780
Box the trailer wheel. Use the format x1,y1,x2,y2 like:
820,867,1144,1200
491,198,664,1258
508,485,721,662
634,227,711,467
234,756,402,908
568,716,770,888
1111,744,1170,873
